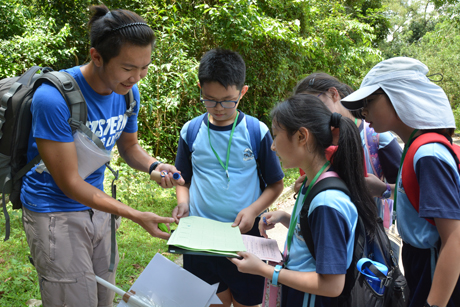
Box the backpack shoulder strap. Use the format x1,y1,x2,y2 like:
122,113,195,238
299,176,351,259
35,71,105,151
245,114,261,160
401,132,460,226
186,113,206,154
124,89,136,117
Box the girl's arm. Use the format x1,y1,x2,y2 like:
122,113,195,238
229,252,345,297
426,218,460,306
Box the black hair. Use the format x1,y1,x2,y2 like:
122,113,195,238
271,94,378,236
198,48,246,90
294,72,362,119
88,5,155,64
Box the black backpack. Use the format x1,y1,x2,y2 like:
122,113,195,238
0,66,135,241
299,176,409,307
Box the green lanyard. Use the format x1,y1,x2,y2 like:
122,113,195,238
286,161,330,253
393,129,419,218
207,111,239,183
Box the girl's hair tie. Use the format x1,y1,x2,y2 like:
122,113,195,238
330,112,342,128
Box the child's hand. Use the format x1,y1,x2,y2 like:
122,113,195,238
172,203,189,224
232,207,257,233
294,174,307,194
228,252,267,276
259,211,289,238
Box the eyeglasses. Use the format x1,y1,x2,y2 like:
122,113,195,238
362,91,386,108
200,88,241,109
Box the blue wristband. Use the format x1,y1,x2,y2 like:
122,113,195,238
272,265,283,287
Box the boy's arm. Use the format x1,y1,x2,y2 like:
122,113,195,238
232,179,284,233
36,138,174,239
426,217,460,306
172,183,191,223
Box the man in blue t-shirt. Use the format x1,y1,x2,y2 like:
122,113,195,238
21,6,184,307
172,48,284,307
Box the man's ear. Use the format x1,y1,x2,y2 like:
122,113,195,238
90,47,103,68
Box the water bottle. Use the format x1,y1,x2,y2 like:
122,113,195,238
356,258,388,294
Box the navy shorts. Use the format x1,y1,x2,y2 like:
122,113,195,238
183,217,265,306
402,242,460,307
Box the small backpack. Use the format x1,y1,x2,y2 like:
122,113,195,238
299,175,409,307
401,132,460,226
363,121,394,228
0,66,135,241
186,112,266,191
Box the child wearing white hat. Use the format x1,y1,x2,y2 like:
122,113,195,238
342,57,460,307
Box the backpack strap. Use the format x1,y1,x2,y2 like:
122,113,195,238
401,132,460,226
124,89,136,117
186,113,207,153
34,72,107,152
299,175,351,258
245,114,261,160
298,175,367,304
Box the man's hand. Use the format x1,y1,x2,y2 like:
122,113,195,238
154,163,185,188
134,212,175,240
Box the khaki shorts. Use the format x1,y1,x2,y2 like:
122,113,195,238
22,207,120,307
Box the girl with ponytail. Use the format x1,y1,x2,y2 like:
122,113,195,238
230,94,378,306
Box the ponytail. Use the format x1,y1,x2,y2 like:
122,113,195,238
330,115,378,236
271,94,377,236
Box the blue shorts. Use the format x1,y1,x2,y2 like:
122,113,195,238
183,217,264,306
402,242,460,307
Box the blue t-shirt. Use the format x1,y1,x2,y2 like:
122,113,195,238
175,111,284,222
397,142,460,249
21,66,140,213
284,179,357,306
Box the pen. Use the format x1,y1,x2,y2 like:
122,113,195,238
263,216,268,225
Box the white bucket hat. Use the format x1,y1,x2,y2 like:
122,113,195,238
341,57,455,129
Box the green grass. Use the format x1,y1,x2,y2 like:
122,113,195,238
0,160,298,306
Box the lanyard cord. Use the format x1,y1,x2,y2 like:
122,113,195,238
207,111,239,181
286,161,331,254
393,129,419,218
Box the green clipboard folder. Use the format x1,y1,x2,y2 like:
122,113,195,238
166,216,246,258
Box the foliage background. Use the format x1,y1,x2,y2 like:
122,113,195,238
1,0,459,305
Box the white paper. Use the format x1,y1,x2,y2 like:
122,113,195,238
117,253,221,307
242,234,283,262
73,130,111,179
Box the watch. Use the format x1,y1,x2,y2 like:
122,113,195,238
272,264,283,287
424,302,439,307
381,182,391,199
149,161,162,174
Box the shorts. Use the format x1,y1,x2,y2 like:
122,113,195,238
183,217,264,306
22,207,120,307
402,241,460,307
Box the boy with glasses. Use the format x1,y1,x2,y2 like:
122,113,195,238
173,48,284,307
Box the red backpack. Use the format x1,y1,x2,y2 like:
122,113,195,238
401,132,460,226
